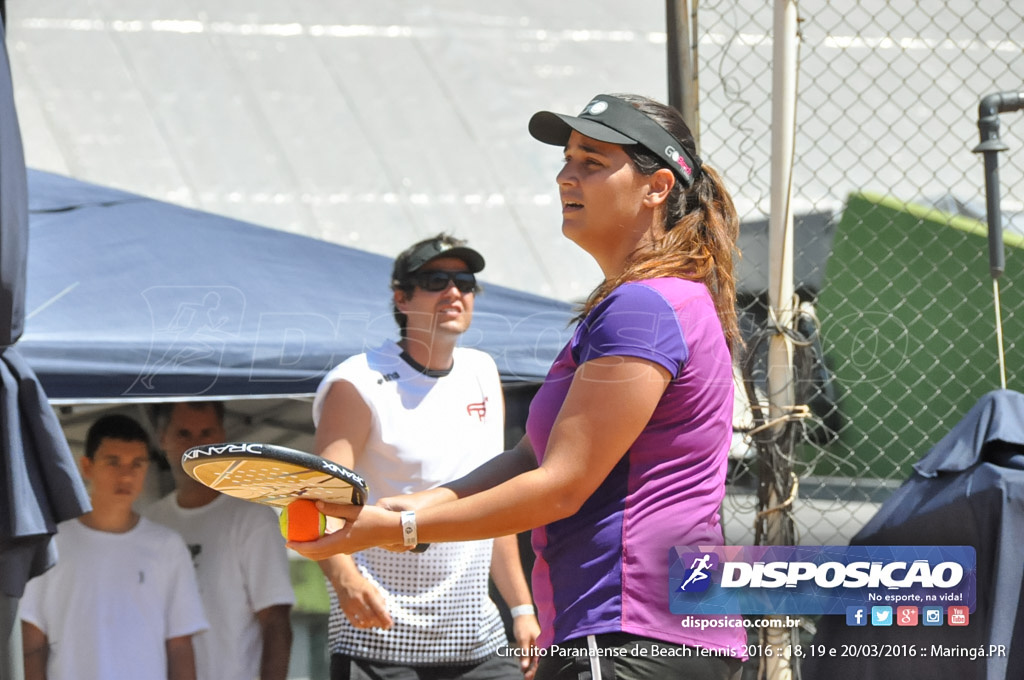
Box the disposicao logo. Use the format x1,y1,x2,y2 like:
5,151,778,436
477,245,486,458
678,552,719,593
669,546,976,615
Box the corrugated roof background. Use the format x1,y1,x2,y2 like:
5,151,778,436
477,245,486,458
6,1,688,303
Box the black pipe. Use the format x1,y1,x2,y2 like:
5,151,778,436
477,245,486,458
972,91,1024,279
665,0,689,118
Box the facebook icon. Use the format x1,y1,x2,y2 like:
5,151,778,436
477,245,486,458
846,606,867,626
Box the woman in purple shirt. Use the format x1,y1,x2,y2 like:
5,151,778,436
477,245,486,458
293,94,746,680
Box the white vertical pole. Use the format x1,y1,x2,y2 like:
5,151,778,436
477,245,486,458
764,0,799,678
2,595,25,680
768,0,797,417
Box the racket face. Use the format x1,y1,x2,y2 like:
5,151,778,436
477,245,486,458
181,442,368,508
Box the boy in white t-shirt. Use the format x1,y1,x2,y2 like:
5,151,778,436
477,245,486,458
20,414,208,680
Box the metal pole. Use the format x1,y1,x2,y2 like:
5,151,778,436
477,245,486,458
762,1,799,678
2,595,24,680
767,4,798,420
767,1,797,540
972,91,1024,390
665,0,700,151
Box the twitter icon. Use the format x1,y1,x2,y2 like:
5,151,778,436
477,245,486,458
871,606,893,626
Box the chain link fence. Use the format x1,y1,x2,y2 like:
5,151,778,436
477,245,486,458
700,0,1024,545
691,2,1024,675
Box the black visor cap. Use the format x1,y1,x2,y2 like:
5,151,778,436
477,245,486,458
528,95,701,188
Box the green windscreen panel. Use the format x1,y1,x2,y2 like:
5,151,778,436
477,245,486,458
816,192,1023,479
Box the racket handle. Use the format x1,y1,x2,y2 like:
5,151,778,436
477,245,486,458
411,543,430,553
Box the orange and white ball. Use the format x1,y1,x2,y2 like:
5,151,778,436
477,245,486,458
279,499,327,542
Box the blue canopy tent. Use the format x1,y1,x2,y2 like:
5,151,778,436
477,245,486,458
15,168,576,675
17,168,577,460
22,169,574,404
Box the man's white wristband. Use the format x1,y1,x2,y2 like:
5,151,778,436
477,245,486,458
509,604,536,618
400,511,418,547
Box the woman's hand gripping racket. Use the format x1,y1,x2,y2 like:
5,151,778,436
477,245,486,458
181,442,427,550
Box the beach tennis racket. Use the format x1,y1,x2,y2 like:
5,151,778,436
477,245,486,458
182,442,368,507
181,442,428,550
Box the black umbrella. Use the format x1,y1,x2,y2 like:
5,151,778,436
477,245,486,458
0,17,90,678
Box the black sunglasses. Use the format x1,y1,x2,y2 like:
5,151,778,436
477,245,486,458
409,270,479,294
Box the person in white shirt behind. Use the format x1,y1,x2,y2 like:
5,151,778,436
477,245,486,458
21,414,207,680
146,401,295,680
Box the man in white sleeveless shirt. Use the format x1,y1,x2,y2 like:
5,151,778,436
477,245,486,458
312,234,540,680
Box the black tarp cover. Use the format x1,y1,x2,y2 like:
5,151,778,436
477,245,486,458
0,21,90,601
805,389,1024,680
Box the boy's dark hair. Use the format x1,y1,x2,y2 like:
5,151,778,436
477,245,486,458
84,414,151,460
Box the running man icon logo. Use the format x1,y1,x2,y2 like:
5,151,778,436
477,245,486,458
679,552,719,592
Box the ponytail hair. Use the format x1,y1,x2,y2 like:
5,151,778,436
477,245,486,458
577,94,742,354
